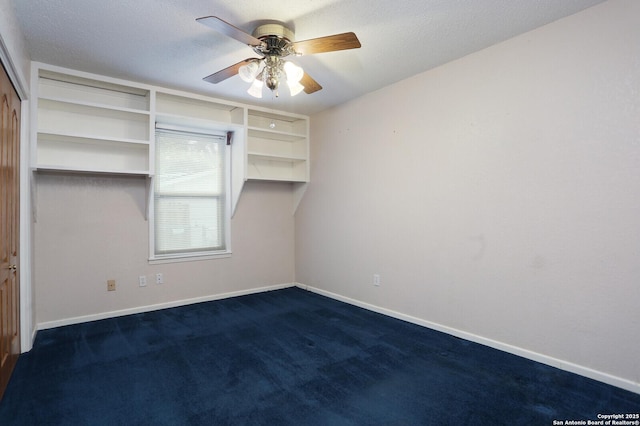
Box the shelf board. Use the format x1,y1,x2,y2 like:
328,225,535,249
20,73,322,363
248,127,306,141
39,69,149,96
33,164,151,176
247,152,306,162
38,95,151,116
156,92,243,120
248,109,301,121
37,130,150,146
247,175,308,183
156,113,243,133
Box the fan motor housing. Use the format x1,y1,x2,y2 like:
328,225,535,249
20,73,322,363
252,23,295,56
252,23,294,41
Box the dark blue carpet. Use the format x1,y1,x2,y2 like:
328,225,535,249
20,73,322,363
1,287,639,425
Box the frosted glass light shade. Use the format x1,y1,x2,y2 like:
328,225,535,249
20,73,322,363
239,61,260,83
284,61,304,82
247,79,263,98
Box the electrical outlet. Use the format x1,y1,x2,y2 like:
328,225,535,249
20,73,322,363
373,274,381,286
156,273,163,284
107,279,116,291
139,276,147,287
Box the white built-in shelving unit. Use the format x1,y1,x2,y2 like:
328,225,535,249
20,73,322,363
247,109,309,183
30,63,310,215
34,69,152,175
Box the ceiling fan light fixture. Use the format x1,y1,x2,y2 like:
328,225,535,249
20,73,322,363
284,61,304,83
238,60,260,83
247,78,264,98
198,16,361,98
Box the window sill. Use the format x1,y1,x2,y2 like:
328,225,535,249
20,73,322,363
149,250,232,264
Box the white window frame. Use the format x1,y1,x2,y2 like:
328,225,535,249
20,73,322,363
149,123,232,263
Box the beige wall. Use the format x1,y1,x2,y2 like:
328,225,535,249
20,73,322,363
35,175,295,326
296,0,640,390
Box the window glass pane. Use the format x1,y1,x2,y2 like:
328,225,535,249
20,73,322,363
156,131,224,196
155,196,224,254
154,129,227,256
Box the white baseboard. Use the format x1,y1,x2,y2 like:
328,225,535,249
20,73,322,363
295,283,640,395
37,283,296,331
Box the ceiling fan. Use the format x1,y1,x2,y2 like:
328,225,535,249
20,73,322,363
196,16,361,98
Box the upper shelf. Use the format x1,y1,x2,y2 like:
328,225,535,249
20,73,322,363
156,91,244,126
38,69,150,112
37,98,151,143
248,109,307,135
247,128,306,142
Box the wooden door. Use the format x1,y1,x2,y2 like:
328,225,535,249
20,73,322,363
0,60,21,400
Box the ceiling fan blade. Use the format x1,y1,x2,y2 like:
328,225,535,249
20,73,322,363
300,72,322,94
293,32,361,55
203,58,258,84
196,16,264,47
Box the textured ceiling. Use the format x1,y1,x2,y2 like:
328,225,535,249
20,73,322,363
11,0,605,115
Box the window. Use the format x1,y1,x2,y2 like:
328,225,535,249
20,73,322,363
152,127,230,260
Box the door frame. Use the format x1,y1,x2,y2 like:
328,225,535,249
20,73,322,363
0,34,33,353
